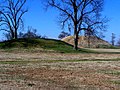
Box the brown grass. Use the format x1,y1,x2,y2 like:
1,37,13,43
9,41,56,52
0,49,120,90
62,36,111,48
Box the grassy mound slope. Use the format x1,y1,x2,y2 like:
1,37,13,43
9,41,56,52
0,38,92,53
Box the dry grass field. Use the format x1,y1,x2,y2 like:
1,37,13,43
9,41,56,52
0,49,120,90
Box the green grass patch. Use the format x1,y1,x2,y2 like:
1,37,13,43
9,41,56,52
105,71,120,75
0,60,80,65
1,38,120,54
0,38,95,53
110,80,120,84
0,58,120,65
98,70,120,76
0,61,31,65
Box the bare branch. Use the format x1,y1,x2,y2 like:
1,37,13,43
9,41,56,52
46,0,106,50
0,0,27,39
0,29,10,32
48,0,74,21
17,9,28,29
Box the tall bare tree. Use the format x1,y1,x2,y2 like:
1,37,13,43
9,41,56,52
111,33,115,46
0,0,28,39
45,0,106,50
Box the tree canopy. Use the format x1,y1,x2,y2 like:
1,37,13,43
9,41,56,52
45,0,107,50
0,0,28,39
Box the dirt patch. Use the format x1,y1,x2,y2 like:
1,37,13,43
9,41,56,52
0,61,120,90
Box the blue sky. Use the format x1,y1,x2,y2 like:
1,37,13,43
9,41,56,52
103,0,120,43
1,0,120,44
24,0,60,39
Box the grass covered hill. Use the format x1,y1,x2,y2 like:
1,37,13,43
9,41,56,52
0,38,92,53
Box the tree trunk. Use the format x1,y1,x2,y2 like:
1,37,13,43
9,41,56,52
15,30,17,39
73,0,78,50
74,33,78,50
73,21,78,50
11,30,15,39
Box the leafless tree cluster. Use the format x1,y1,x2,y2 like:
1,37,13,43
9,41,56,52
18,26,42,39
0,0,27,39
45,0,107,50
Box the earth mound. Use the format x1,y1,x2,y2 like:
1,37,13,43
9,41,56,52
62,36,111,48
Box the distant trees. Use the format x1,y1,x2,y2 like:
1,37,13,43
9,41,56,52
111,33,115,46
117,35,120,46
0,0,28,40
18,26,41,39
45,0,107,50
18,26,47,39
58,31,70,39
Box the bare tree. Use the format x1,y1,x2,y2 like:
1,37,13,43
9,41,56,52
111,33,115,46
45,0,106,50
0,0,28,39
